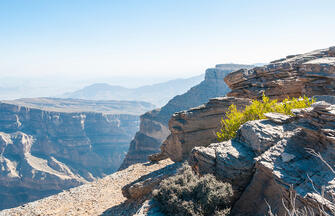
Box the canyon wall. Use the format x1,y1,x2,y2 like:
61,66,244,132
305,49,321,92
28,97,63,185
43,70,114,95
225,46,335,100
0,98,153,210
157,46,335,215
119,64,254,170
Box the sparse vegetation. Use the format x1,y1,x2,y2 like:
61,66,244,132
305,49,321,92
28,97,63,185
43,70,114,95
267,148,335,216
217,94,315,141
153,163,233,216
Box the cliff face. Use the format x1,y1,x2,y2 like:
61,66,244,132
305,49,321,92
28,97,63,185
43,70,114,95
119,64,254,170
160,97,251,162
190,97,335,215
0,99,153,210
155,47,335,215
160,47,335,164
225,47,335,100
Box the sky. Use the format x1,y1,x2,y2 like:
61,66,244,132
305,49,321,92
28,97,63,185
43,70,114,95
0,0,335,89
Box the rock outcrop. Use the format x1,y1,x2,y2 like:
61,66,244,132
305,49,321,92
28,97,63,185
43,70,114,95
0,98,153,210
152,47,335,215
119,64,254,170
190,98,335,215
122,162,182,200
160,97,251,162
225,46,335,100
185,45,335,216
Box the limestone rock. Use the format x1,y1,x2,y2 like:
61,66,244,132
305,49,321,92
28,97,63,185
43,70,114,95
225,47,335,100
160,97,251,162
0,99,145,210
120,64,254,169
190,140,255,198
122,162,181,200
264,112,294,124
190,98,335,215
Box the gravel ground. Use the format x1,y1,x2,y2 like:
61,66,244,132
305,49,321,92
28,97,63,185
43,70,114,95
0,159,173,216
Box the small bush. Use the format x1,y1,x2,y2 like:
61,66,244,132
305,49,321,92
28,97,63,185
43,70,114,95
153,163,233,216
217,94,315,141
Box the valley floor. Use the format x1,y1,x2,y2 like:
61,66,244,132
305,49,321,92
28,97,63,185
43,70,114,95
0,159,173,216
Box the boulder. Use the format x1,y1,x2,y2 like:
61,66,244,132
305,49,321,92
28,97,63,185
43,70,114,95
122,162,182,200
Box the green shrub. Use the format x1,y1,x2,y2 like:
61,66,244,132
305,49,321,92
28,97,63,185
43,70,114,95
217,94,315,141
153,163,233,216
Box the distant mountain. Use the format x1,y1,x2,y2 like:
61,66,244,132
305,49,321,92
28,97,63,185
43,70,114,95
62,74,204,106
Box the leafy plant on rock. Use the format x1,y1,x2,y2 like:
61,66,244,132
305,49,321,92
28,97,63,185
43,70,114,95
217,94,315,141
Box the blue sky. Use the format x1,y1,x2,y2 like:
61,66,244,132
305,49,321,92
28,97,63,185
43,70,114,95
0,0,335,83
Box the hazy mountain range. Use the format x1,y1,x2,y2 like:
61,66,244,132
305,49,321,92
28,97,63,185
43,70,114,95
61,74,204,107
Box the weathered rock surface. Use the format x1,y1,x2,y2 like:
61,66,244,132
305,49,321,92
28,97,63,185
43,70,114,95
190,98,335,215
0,99,153,210
160,97,251,162
119,64,254,170
122,162,182,200
225,46,335,100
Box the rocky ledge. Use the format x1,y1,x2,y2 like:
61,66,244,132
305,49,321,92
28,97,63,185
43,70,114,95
119,64,254,170
225,46,335,100
158,97,251,162
190,96,335,215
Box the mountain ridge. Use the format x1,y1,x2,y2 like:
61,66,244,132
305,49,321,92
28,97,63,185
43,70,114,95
62,74,205,106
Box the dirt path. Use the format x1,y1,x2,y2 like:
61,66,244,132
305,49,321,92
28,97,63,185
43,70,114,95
0,159,173,216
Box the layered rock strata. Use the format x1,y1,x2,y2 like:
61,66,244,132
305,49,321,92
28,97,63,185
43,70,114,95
225,47,335,100
190,98,335,215
0,100,148,210
157,47,335,215
119,64,254,169
159,97,251,162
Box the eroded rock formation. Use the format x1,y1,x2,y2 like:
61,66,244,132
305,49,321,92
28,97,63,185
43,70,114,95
190,97,335,215
119,64,254,170
0,99,152,210
154,47,335,215
160,97,251,162
225,46,335,100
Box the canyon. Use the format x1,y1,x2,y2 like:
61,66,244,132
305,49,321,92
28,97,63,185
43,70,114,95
0,98,154,210
1,46,334,216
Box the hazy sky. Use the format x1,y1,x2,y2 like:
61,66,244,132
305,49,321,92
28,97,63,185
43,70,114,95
1,0,335,81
